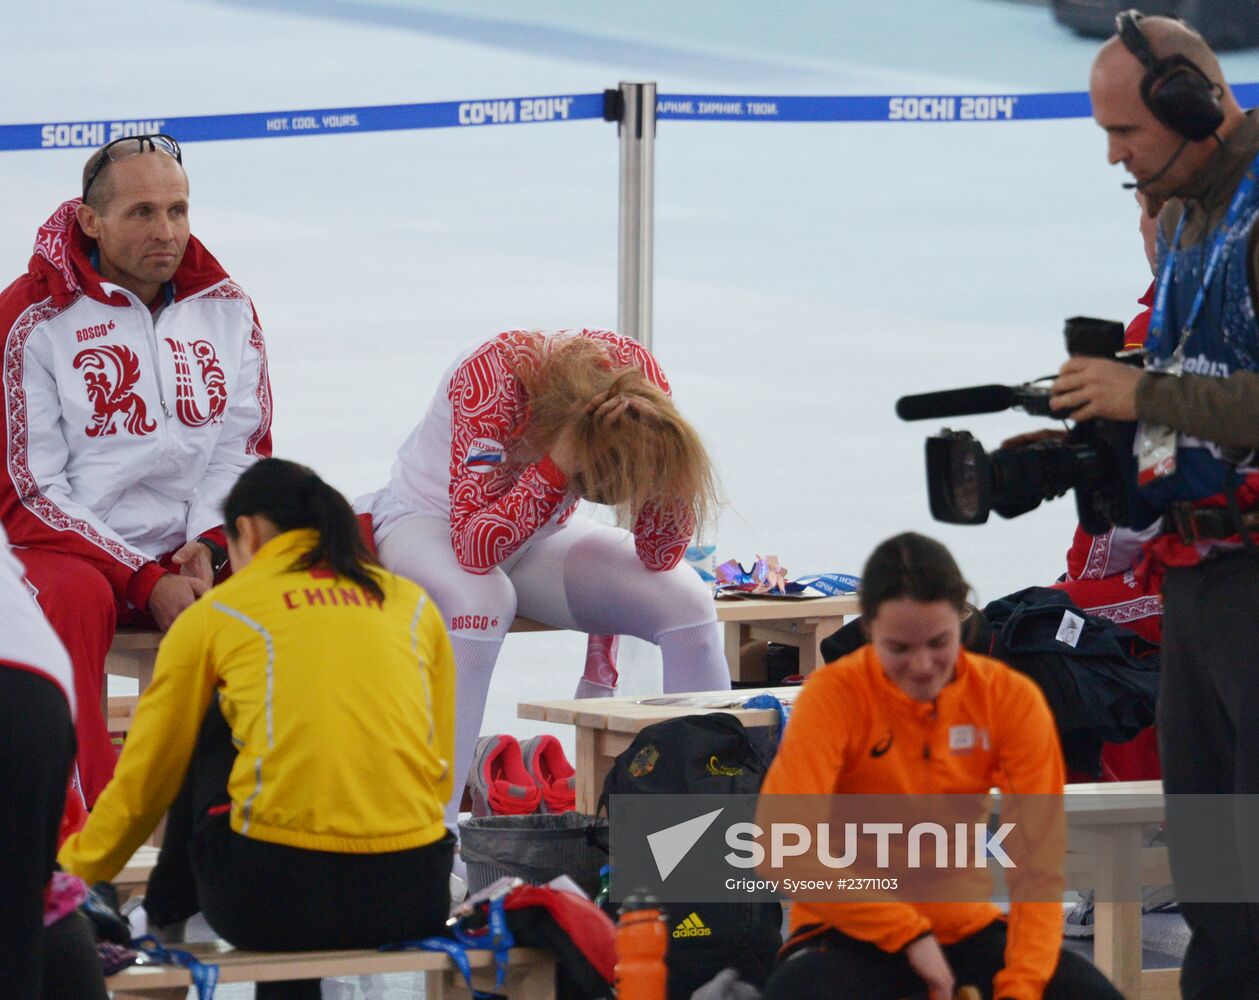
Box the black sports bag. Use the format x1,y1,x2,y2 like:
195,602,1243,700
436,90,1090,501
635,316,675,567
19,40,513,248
599,713,782,1000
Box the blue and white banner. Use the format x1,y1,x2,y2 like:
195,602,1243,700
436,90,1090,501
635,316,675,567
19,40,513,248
657,82,1259,122
7,83,1259,152
655,92,1086,122
0,93,607,151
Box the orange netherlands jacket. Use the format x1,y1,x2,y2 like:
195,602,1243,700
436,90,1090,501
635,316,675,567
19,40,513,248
759,645,1065,1000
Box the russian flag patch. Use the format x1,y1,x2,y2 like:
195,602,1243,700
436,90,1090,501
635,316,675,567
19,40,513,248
465,437,505,474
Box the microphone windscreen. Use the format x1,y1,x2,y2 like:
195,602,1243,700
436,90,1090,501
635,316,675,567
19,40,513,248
895,385,1016,421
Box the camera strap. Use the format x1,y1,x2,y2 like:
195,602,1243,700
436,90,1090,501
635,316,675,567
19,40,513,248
1146,147,1259,370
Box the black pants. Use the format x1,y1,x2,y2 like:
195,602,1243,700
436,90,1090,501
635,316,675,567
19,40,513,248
1159,549,1259,998
146,699,454,1000
0,665,107,1000
761,921,1123,1000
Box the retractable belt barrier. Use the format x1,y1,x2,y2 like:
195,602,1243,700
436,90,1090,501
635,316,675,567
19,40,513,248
658,82,1259,121
9,82,1259,152
4,93,607,151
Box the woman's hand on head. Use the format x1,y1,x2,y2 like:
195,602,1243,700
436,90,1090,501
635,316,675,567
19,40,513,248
550,390,656,479
589,390,660,426
550,391,617,478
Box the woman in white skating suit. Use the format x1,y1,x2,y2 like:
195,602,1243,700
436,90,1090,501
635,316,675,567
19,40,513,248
358,329,729,823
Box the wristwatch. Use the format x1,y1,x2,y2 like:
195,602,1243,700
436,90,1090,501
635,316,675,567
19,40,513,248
195,535,230,576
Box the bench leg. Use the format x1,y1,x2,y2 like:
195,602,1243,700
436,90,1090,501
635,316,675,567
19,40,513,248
506,959,557,1000
1092,825,1144,998
803,615,844,674
724,622,768,683
574,726,600,815
450,962,555,999
798,623,825,675
424,968,451,999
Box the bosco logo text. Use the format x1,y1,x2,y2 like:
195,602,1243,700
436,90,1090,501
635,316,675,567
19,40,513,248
451,615,497,631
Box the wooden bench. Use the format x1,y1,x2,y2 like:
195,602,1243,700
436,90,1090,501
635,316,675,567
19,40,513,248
519,686,790,814
105,941,557,998
104,853,559,997
925,782,1180,1000
113,844,159,902
1060,781,1180,1000
105,630,163,692
518,595,859,681
713,594,858,681
104,630,162,735
108,694,140,735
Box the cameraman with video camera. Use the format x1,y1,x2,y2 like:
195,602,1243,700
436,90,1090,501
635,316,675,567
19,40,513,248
1052,13,1259,995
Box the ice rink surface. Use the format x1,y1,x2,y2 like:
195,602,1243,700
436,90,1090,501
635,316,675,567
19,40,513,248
3,1,1244,991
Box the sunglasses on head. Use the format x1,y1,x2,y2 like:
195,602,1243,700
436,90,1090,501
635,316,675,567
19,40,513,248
82,134,182,201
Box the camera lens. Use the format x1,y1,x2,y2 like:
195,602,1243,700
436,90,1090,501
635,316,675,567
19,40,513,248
951,446,984,521
926,432,993,524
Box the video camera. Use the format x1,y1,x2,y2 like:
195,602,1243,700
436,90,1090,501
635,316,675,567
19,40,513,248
896,317,1145,535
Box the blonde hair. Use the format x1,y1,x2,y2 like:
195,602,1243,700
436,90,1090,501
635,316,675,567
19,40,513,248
512,334,718,532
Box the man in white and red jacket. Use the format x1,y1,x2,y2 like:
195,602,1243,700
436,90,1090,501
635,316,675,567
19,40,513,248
0,135,272,806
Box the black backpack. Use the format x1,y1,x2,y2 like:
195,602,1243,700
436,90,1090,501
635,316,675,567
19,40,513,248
599,713,782,1000
820,588,1159,777
981,587,1159,776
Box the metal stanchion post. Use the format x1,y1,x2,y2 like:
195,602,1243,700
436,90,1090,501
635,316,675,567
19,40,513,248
612,81,657,348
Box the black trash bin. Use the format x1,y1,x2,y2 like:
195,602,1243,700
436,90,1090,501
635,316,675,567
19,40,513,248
458,813,608,899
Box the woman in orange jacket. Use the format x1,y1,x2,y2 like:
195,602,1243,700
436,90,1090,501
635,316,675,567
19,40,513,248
759,533,1122,1000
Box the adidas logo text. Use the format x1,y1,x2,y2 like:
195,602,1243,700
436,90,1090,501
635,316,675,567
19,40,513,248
672,912,712,939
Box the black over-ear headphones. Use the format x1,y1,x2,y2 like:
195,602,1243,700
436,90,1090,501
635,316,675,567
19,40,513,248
1116,9,1224,141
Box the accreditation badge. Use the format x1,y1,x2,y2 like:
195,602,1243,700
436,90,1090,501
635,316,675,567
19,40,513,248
1136,423,1178,487
1135,358,1182,488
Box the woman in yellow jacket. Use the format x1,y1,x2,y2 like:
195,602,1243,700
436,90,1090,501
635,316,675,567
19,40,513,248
59,458,456,1000
759,533,1122,1000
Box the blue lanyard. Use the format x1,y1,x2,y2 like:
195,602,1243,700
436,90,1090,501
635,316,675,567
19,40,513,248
790,572,861,596
1147,148,1259,369
132,935,219,1000
384,893,515,998
742,692,791,743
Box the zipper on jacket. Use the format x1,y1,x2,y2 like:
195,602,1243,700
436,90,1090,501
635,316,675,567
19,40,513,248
150,313,171,419
135,294,173,419
105,282,174,422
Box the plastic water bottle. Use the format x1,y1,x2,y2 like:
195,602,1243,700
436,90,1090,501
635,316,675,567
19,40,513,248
683,532,717,593
615,893,668,1000
594,864,612,908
